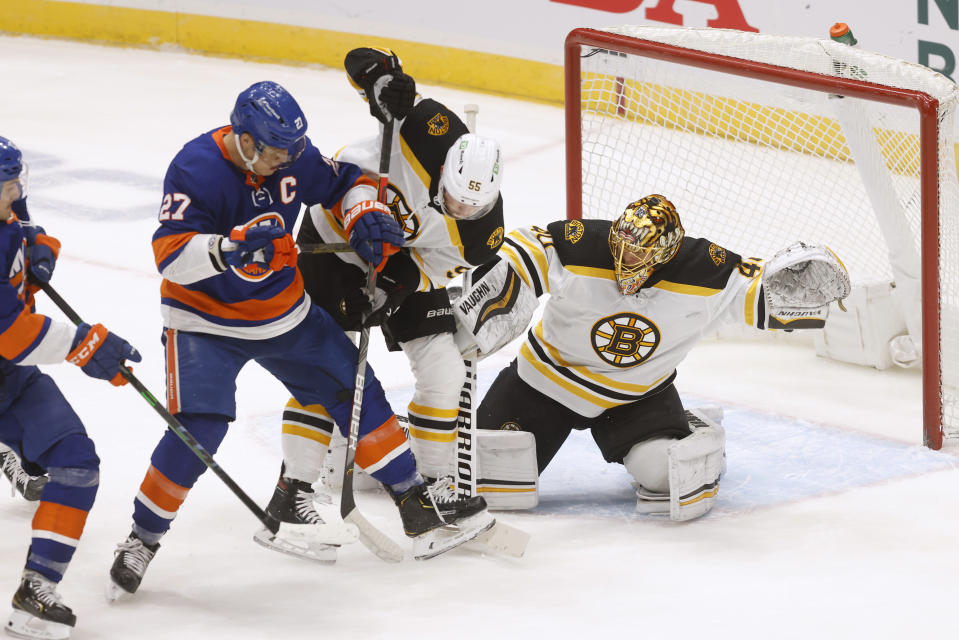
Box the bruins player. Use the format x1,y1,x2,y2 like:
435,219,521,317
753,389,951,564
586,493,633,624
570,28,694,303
256,48,504,555
453,195,850,520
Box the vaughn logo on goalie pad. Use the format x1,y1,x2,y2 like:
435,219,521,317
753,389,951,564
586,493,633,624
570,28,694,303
458,269,523,334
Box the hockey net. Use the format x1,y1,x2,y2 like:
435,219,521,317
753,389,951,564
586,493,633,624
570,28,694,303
565,25,959,449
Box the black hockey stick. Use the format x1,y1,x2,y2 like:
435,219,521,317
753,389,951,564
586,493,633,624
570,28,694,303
339,116,405,563
38,281,284,536
297,241,352,254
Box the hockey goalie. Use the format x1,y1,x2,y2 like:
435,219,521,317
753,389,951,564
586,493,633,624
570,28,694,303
453,194,850,520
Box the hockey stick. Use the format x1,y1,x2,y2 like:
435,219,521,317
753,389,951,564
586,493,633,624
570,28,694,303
297,241,353,255
37,281,295,539
338,116,405,563
451,106,530,558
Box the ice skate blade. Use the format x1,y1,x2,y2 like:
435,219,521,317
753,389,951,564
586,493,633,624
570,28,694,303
105,578,133,604
412,512,496,561
6,609,72,640
277,521,359,546
253,527,338,563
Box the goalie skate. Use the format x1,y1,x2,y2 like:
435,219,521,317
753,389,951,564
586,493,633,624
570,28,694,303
252,476,358,563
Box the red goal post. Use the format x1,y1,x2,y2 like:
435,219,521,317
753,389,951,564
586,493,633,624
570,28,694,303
564,25,959,449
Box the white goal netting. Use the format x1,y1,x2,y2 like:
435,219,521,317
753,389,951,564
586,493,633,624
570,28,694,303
569,25,959,447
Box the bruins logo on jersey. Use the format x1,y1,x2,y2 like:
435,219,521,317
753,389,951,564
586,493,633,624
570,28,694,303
487,226,504,250
708,243,726,266
386,187,421,239
564,219,585,244
591,312,660,368
427,113,450,136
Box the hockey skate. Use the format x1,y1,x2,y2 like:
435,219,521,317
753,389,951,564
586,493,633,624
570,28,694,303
1,450,48,502
106,532,159,602
253,476,358,563
394,479,495,561
6,570,75,640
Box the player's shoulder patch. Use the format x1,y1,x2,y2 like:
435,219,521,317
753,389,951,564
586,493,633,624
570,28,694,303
456,196,506,265
546,219,614,270
648,236,744,290
399,99,470,188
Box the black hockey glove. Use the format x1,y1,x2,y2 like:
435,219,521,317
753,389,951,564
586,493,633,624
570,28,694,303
378,72,415,121
338,250,418,329
344,47,416,123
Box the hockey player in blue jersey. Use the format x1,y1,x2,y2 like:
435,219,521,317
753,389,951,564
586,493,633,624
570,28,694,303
0,136,142,640
108,80,492,598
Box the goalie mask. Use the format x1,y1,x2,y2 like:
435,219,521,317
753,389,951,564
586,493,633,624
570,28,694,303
608,194,684,295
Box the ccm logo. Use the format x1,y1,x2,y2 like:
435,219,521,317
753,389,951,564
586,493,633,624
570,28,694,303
427,308,453,318
68,332,101,365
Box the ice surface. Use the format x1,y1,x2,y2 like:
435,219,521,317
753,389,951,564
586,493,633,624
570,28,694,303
1,35,957,640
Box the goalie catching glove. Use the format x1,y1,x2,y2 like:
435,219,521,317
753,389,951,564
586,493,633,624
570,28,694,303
452,258,539,358
762,241,851,330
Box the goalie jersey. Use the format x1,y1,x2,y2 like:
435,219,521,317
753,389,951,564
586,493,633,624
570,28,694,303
501,219,768,418
301,99,505,289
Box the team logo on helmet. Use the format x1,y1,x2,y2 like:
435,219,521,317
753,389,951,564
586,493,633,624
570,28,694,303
564,220,585,244
427,113,450,136
590,312,660,368
709,243,726,266
487,227,504,250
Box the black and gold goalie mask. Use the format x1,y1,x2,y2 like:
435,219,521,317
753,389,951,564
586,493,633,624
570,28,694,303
608,194,684,295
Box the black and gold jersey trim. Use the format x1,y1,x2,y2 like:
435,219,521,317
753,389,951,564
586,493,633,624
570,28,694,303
546,219,615,271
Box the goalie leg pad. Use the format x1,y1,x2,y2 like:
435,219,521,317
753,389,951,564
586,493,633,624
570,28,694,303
475,430,538,510
666,408,725,521
625,407,725,521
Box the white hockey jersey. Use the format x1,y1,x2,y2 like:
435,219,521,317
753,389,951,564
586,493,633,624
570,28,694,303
304,98,505,290
502,219,770,418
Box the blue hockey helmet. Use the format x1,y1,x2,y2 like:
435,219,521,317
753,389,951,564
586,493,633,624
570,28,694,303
230,81,308,169
0,136,28,200
0,136,23,180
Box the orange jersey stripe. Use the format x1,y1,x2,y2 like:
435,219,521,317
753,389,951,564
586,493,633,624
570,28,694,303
355,416,408,470
32,502,89,540
153,231,198,269
0,307,46,360
139,465,190,513
160,270,305,321
165,328,180,414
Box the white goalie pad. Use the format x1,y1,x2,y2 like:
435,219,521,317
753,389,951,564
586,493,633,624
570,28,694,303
632,407,725,522
763,242,851,329
813,281,916,370
452,259,538,358
667,408,725,521
475,430,538,510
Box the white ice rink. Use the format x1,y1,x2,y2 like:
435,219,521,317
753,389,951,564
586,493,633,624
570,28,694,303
2,35,958,640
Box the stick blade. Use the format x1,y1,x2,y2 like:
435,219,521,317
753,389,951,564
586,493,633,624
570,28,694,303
344,508,405,563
